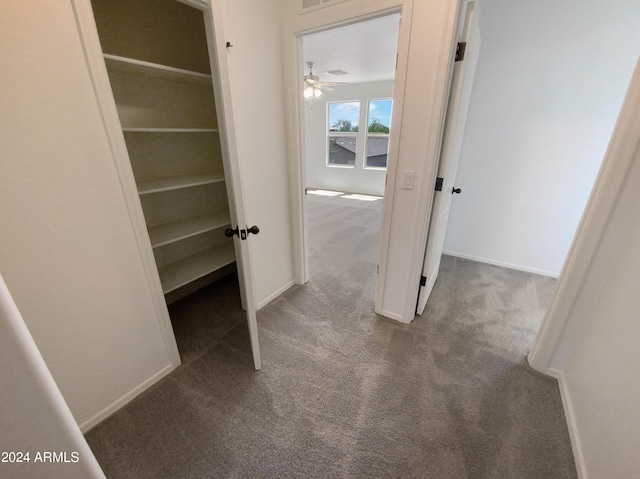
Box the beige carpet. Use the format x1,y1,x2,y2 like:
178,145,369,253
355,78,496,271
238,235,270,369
85,192,577,478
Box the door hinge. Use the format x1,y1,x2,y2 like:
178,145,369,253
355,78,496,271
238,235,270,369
377,265,379,274
435,177,444,191
420,275,427,287
455,42,466,62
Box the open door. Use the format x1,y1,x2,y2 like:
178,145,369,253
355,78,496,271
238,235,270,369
416,1,481,315
74,0,262,370
202,0,262,369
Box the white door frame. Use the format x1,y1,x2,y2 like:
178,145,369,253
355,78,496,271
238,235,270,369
283,1,410,286
72,0,262,370
284,0,463,323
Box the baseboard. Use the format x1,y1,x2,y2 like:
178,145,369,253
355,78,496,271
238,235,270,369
78,362,177,433
545,368,587,479
377,308,410,323
257,280,295,310
442,250,559,278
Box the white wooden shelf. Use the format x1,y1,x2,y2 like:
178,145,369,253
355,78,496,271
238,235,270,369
148,211,231,248
94,0,235,305
159,242,235,294
104,54,212,83
137,174,225,195
122,128,217,133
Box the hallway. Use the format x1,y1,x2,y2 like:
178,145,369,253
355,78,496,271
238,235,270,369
85,193,576,478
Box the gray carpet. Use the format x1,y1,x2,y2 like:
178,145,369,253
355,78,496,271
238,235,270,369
84,192,577,479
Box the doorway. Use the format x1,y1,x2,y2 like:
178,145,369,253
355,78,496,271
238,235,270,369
300,13,401,293
84,0,262,370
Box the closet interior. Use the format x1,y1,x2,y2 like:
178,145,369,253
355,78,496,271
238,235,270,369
91,0,238,306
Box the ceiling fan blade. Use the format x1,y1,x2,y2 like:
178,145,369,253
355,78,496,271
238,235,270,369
321,86,334,91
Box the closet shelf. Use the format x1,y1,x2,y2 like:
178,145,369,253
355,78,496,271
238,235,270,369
137,174,225,195
104,54,212,82
149,211,231,248
122,128,218,133
159,242,235,294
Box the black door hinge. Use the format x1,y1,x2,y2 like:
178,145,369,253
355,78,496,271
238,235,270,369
455,42,466,62
435,177,444,191
420,275,427,287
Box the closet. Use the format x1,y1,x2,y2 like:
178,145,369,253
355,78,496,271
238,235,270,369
91,0,237,304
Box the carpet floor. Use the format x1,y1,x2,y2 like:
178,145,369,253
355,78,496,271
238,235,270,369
84,192,577,478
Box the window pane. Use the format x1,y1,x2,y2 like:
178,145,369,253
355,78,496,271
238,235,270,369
328,136,357,166
365,136,389,168
328,102,360,132
367,99,392,133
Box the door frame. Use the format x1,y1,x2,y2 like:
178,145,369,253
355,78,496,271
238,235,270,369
282,0,412,285
283,0,463,323
287,5,407,285
72,0,262,370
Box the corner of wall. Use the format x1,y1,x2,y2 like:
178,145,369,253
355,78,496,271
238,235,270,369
545,368,587,479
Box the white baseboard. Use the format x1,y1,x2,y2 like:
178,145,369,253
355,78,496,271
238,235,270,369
442,250,559,278
78,362,177,432
545,368,587,479
376,308,410,323
257,280,295,310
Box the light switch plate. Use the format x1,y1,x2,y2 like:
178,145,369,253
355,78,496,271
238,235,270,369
403,170,415,190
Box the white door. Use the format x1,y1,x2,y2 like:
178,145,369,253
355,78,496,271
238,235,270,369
416,2,481,315
201,0,262,370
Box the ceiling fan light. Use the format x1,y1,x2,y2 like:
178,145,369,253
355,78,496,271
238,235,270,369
303,86,313,98
314,88,322,98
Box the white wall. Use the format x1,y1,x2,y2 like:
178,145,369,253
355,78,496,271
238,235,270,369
305,80,393,196
563,207,640,478
220,0,295,307
0,275,105,478
531,60,640,478
443,0,640,276
0,2,178,428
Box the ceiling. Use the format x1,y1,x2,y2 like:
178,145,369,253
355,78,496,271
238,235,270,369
302,13,401,85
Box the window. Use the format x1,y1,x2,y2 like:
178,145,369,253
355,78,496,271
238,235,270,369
327,101,360,167
365,99,392,169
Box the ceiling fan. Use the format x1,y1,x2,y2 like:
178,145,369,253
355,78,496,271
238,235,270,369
303,61,349,98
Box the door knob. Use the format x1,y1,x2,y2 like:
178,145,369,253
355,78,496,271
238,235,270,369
452,187,462,194
247,226,260,235
224,227,239,238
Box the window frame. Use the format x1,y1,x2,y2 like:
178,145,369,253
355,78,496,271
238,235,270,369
364,97,393,170
326,100,361,169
